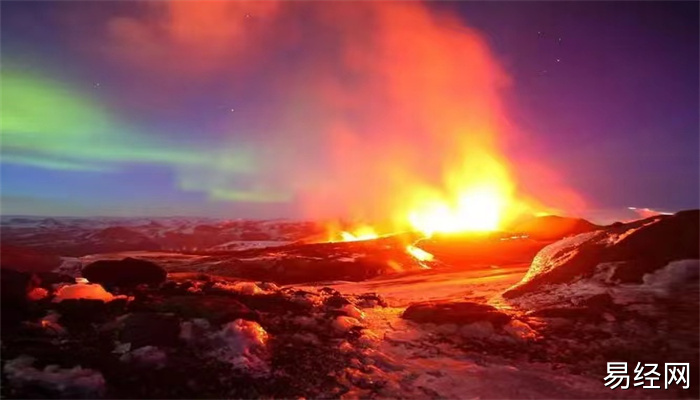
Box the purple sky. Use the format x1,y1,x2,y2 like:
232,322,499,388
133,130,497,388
1,1,698,223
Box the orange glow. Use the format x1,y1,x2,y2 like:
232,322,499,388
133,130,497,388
408,187,503,235
405,245,434,262
328,223,435,266
400,151,520,236
328,225,380,242
340,228,379,242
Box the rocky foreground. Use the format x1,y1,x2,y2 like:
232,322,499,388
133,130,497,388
1,211,698,398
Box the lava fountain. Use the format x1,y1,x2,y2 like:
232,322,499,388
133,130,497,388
284,1,580,233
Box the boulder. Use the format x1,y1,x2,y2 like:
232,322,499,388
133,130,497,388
82,257,167,289
401,301,511,327
56,299,110,325
1,268,41,326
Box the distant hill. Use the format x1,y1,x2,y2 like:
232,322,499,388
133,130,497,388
510,215,601,241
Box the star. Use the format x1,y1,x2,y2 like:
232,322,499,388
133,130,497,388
556,58,561,62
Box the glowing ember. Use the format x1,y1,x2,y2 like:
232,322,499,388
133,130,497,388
405,245,434,262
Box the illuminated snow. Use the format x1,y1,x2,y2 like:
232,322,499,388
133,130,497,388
207,319,270,376
212,281,264,295
53,283,117,302
332,316,363,333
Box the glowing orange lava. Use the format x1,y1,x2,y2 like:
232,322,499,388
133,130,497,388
329,225,380,242
400,151,522,237
327,223,436,265
407,185,505,236
405,245,434,262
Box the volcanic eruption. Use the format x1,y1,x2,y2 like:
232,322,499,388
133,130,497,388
2,1,697,399
256,1,583,241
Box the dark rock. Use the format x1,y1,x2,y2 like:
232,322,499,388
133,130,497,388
35,271,74,288
607,210,699,282
324,295,351,308
319,287,340,295
1,268,38,299
120,312,181,348
159,280,192,295
82,257,167,289
1,268,41,326
56,299,110,326
402,301,511,327
578,293,614,310
355,293,388,308
152,295,259,325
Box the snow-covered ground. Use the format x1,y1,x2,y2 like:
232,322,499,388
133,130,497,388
289,265,628,399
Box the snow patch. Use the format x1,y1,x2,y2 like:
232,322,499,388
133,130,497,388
207,319,269,376
39,312,67,335
332,316,363,333
607,218,660,245
212,281,264,295
503,259,700,311
3,356,106,398
340,304,366,320
520,230,606,285
54,257,82,277
503,320,537,341
179,318,211,342
640,259,699,296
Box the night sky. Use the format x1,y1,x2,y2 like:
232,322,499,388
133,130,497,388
1,1,698,222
